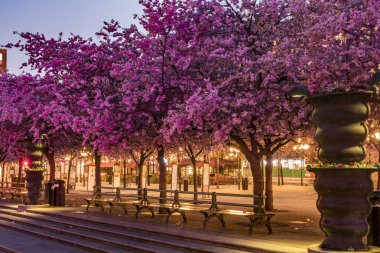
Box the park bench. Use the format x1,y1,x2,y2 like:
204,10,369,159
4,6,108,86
84,186,275,235
84,186,139,215
130,188,274,235
108,188,141,215
84,186,125,214
128,188,210,221
199,192,274,235
153,190,274,235
0,182,27,203
10,188,28,203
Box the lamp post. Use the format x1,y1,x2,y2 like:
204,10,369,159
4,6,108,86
80,150,88,187
122,159,127,188
367,120,380,189
229,147,241,190
293,138,310,186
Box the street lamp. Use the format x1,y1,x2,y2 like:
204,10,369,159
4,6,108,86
367,121,380,189
80,150,88,187
229,147,242,190
293,139,310,186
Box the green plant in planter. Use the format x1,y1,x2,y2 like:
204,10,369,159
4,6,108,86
308,163,376,169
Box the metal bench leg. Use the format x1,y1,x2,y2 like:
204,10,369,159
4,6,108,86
121,204,128,215
85,201,91,213
149,207,155,217
135,207,142,218
109,204,114,215
203,214,223,229
203,217,210,229
248,216,255,235
265,216,273,234
180,211,187,223
135,206,155,218
95,203,105,213
201,211,208,219
165,210,174,224
218,214,226,228
202,212,209,229
249,216,268,235
165,210,187,224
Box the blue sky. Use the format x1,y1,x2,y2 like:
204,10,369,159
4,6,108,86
0,0,143,74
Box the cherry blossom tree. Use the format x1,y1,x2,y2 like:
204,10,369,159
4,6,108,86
5,21,142,191
151,0,310,210
295,0,380,93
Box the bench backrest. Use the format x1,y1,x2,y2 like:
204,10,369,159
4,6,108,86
91,186,266,212
0,182,25,189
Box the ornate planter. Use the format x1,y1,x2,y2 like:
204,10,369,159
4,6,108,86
309,167,376,251
24,138,44,205
306,92,377,251
308,92,372,164
25,170,44,204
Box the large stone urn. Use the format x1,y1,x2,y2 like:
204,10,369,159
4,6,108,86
307,92,377,251
24,138,44,205
310,92,371,164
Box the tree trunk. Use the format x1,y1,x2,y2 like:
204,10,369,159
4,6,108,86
277,157,280,186
157,147,167,213
18,158,22,187
138,163,143,189
66,158,73,194
247,154,264,205
137,162,144,198
377,154,380,190
190,157,198,202
216,152,220,189
1,162,5,184
94,150,101,194
265,154,274,211
46,152,56,181
123,159,127,188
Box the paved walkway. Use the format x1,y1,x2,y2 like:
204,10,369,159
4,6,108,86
65,183,323,250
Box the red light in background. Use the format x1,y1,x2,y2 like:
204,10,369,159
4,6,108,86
22,158,30,168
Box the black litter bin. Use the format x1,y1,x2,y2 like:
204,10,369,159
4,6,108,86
135,176,139,185
45,181,54,204
368,190,380,246
46,180,65,206
197,175,202,187
184,179,189,191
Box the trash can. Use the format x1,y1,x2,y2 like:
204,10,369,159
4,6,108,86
197,175,202,187
368,190,380,246
184,179,189,191
45,181,54,204
242,178,248,190
46,180,65,206
135,176,139,185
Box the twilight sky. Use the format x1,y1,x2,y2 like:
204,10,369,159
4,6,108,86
0,0,143,74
